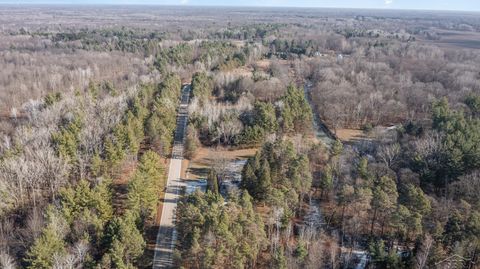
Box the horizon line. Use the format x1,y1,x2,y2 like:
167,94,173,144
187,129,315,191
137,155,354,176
0,3,479,13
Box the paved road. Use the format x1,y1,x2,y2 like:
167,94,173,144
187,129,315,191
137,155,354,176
152,84,190,269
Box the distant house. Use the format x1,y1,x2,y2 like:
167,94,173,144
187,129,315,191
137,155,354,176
314,50,335,57
337,54,344,63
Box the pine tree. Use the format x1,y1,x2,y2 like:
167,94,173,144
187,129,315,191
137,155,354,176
252,101,278,133
294,241,308,262
358,157,370,181
280,84,313,133
432,97,451,130
106,212,145,268
207,169,219,196
331,140,343,157
280,105,294,133
320,164,334,198
370,176,398,235
273,248,287,269
90,151,103,177
465,94,480,117
127,151,164,220
443,211,464,245
403,184,431,215
52,116,83,163
192,72,214,103
241,160,257,192
256,158,272,201
337,184,355,233
26,208,67,269
392,205,411,238
104,138,125,170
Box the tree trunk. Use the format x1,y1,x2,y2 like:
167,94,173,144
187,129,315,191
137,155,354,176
340,204,346,246
380,215,385,236
370,208,377,235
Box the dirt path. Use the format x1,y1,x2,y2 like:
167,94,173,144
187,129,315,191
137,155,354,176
303,81,336,148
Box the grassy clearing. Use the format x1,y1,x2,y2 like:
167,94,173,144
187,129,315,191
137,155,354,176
335,128,366,142
184,146,258,180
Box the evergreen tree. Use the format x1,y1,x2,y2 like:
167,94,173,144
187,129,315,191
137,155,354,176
418,98,480,189
185,123,199,159
465,94,480,117
106,212,145,268
294,241,308,262
90,150,103,177
44,92,62,107
237,125,265,146
104,136,125,170
432,97,451,130
331,140,343,157
273,248,287,269
207,169,219,196
402,184,431,215
26,208,67,269
241,140,312,210
280,84,313,133
51,115,83,163
241,154,259,194
320,164,334,197
370,176,398,235
252,101,278,133
358,157,370,181
192,72,214,103
176,190,266,269
443,211,464,245
60,179,113,237
256,158,272,201
127,151,164,220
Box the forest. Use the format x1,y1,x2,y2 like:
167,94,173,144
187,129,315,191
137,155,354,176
0,5,480,269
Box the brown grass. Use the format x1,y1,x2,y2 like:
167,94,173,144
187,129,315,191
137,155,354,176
418,29,480,50
223,65,253,78
111,160,137,215
335,128,366,142
185,146,258,180
254,59,271,70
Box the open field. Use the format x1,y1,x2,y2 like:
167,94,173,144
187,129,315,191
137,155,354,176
184,146,258,180
335,128,366,142
418,29,480,49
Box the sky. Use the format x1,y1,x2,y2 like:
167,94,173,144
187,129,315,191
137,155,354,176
0,0,479,12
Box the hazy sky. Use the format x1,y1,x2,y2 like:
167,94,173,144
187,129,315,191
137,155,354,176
0,0,479,11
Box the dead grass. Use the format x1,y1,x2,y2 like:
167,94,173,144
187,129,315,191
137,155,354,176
335,128,366,142
418,29,480,50
254,59,271,70
223,65,253,78
231,40,246,47
185,146,258,180
111,160,137,215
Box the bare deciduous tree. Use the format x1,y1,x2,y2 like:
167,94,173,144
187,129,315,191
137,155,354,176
415,234,434,269
0,251,16,269
377,143,401,168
